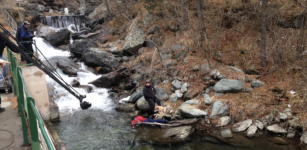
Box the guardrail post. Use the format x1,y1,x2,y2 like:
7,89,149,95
28,97,40,150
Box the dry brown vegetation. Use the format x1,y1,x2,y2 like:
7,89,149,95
99,0,307,126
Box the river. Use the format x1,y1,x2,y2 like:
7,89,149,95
34,37,304,150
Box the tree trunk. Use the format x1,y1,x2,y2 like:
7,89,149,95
181,0,189,30
196,0,205,41
105,0,111,15
260,0,268,67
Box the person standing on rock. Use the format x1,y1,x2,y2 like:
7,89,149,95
16,21,35,64
143,79,161,117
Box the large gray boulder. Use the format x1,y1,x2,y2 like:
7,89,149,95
267,124,287,134
179,104,207,118
210,101,229,117
128,90,143,103
232,119,252,132
56,59,81,76
123,20,145,55
82,48,119,68
36,24,55,37
136,96,149,112
70,39,98,57
89,68,126,88
214,79,243,93
44,28,70,47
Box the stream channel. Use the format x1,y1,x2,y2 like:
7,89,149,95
34,31,304,150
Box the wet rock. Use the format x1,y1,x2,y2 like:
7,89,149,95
71,79,80,87
123,20,145,55
254,120,264,130
115,103,136,112
221,128,233,138
267,124,287,134
44,28,70,47
251,80,264,88
269,137,289,145
179,104,207,118
79,85,93,93
214,79,244,93
232,119,252,132
36,24,55,37
89,68,127,88
70,39,98,57
169,93,178,102
210,101,229,118
218,116,230,127
246,125,257,137
82,48,119,68
172,79,182,89
57,59,80,76
136,96,149,112
128,90,143,103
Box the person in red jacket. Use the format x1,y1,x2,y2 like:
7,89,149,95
131,115,168,128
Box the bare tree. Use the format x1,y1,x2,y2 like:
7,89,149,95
181,0,189,29
196,0,205,41
260,0,268,67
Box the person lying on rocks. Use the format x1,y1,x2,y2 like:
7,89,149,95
131,115,168,128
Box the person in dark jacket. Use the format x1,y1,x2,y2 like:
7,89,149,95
16,21,35,64
143,79,161,116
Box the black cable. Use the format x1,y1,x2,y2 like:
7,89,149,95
0,129,14,150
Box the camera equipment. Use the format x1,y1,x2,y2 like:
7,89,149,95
80,101,92,110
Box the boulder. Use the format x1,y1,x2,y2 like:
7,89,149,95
88,3,109,28
232,119,252,132
183,89,199,101
44,28,70,47
246,125,257,137
267,124,287,134
70,39,99,57
172,79,182,89
221,128,233,138
82,48,119,68
179,104,207,118
123,20,145,55
57,59,80,76
155,86,170,101
169,93,178,102
181,83,188,93
89,68,126,88
200,59,210,74
213,79,244,93
218,116,230,127
136,96,149,112
254,120,264,130
175,90,183,98
36,24,55,37
128,90,143,103
210,101,229,117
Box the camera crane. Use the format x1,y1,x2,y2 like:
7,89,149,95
0,23,91,110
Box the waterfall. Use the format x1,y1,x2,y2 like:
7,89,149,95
40,15,86,32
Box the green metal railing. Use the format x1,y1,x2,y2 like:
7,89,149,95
7,48,55,150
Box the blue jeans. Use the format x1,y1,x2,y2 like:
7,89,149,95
0,55,9,79
144,119,168,124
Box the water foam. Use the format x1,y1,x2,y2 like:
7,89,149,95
34,37,114,113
